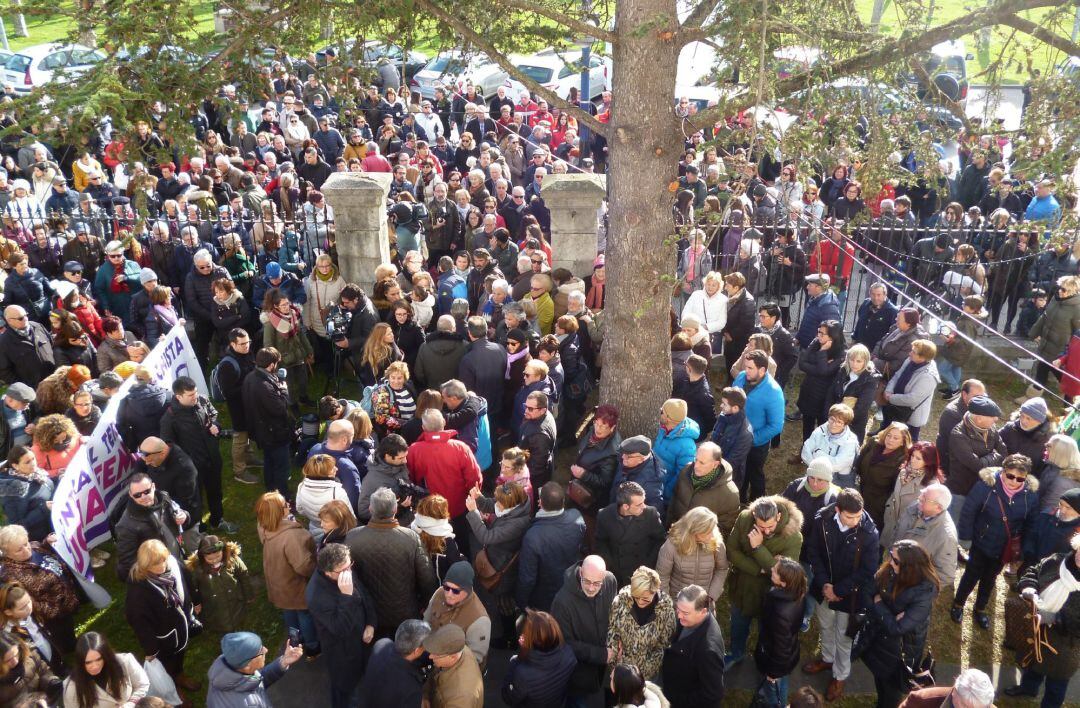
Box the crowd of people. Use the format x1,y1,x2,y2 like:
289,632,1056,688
0,52,1076,708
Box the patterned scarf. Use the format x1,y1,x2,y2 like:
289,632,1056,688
148,569,183,609
267,305,302,339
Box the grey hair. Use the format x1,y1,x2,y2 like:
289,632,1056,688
180,225,200,241
750,497,778,521
920,482,952,512
491,279,509,293
697,441,723,463
193,249,212,265
394,619,431,656
436,314,456,333
369,487,398,520
953,669,995,707
440,379,467,400
868,282,888,294
316,543,351,573
422,408,446,432
0,524,28,554
504,302,526,320
450,298,470,318
567,290,586,305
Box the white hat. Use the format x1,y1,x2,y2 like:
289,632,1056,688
11,178,30,192
807,457,834,482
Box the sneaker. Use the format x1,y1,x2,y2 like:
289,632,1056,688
950,605,963,623
234,471,260,485
91,556,106,569
90,548,111,560
801,617,811,633
214,520,240,534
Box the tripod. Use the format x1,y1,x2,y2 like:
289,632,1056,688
323,341,358,398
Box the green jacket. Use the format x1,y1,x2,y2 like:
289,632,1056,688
187,548,257,633
726,495,804,617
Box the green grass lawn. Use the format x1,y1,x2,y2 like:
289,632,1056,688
850,0,1074,84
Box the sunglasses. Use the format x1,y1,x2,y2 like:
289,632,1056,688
108,254,124,259
1003,472,1028,483
131,487,153,499
442,583,465,595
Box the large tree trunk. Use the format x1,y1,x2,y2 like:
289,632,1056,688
598,0,683,437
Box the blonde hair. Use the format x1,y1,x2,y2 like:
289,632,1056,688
876,422,913,450
828,403,854,425
702,271,723,287
303,454,337,479
347,409,373,441
629,566,662,597
911,339,937,360
747,332,773,356
669,506,720,555
0,524,29,555
130,539,170,582
846,344,871,368
362,323,395,375
385,360,410,380
1047,434,1080,470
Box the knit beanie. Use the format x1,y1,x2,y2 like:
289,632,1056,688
662,398,688,424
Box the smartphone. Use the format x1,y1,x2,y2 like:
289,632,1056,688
288,628,302,647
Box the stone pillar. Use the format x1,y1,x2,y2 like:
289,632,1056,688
541,174,607,277
321,172,392,290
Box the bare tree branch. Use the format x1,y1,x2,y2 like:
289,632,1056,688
690,0,1068,128
412,0,611,136
1000,12,1080,57
491,0,617,44
908,57,972,132
680,0,724,31
197,3,299,74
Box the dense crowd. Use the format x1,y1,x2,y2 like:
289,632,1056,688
0,54,1076,708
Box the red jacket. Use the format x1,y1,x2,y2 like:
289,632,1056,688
407,429,483,518
1059,330,1080,400
809,237,855,284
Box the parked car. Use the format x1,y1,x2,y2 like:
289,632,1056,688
411,51,508,100
899,39,972,104
507,49,611,101
3,43,106,94
316,40,427,86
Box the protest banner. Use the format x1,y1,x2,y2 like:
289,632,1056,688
49,324,207,600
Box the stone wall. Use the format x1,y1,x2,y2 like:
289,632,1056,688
541,174,607,277
321,172,392,290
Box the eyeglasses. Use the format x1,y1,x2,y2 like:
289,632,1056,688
130,487,154,499
442,583,465,595
67,270,83,275
108,254,124,259
524,405,542,411
1003,471,1028,483
139,447,165,457
581,578,604,589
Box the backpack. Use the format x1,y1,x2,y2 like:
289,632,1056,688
209,355,240,403
437,273,467,315
360,384,377,415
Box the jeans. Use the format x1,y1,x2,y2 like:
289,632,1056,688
833,472,856,490
1019,667,1071,708
816,604,853,680
937,359,962,391
282,609,319,653
948,493,967,524
741,444,770,504
565,693,595,708
729,604,755,659
800,562,818,625
754,676,788,707
262,444,292,497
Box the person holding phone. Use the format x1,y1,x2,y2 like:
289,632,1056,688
206,631,304,707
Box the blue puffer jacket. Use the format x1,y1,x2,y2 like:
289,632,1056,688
609,455,667,518
654,417,700,499
959,467,1040,559
733,371,786,447
0,468,54,541
796,291,841,348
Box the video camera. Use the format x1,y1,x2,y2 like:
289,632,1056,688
397,479,428,502
388,201,427,236
325,305,352,344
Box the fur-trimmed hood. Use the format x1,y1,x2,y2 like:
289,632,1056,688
1057,465,1080,483
771,494,805,537
980,466,1040,492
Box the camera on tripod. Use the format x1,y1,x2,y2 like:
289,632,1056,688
325,306,352,344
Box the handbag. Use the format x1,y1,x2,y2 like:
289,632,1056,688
1004,594,1059,667
996,494,1023,564
902,647,936,690
143,658,183,705
473,547,519,591
849,610,878,661
750,676,784,708
567,478,595,509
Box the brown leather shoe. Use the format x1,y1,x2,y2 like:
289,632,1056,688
176,673,202,691
802,658,832,674
826,679,845,702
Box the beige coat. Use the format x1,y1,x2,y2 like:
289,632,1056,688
427,646,484,707
258,520,316,610
880,469,930,549
656,538,729,601
892,502,959,586
63,652,149,708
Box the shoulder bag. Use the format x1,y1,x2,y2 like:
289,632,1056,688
996,493,1023,565
474,547,519,591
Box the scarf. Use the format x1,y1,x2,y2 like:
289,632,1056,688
213,290,241,308
149,569,183,609
900,465,924,487
505,347,529,377
692,464,723,491
316,266,337,282
154,304,178,327
585,276,604,310
411,514,455,538
1037,556,1080,621
267,305,302,338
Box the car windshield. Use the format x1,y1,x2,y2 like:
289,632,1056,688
5,54,31,73
517,65,554,84
426,56,466,74
925,55,965,75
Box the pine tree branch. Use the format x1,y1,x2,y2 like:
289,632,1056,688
680,0,724,30
1000,12,1080,57
491,0,617,44
411,0,611,136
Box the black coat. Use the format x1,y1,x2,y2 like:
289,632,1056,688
673,376,716,440
854,299,900,351
571,427,621,510
359,637,425,708
216,348,256,431
124,562,196,661
826,366,881,442
390,318,426,371
138,445,201,522
0,323,55,387
550,563,618,694
159,395,222,472
762,324,798,387
519,412,557,484
515,509,585,611
806,505,880,611
594,504,666,586
413,331,466,390
754,586,805,678
113,491,185,580
722,290,757,358
459,337,508,418
117,382,170,451
183,265,231,323
860,578,937,678
661,614,726,708
502,644,578,708
796,341,842,417
305,568,378,686
241,368,293,448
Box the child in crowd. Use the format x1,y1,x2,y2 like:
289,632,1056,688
938,295,988,398
185,535,256,634
1016,288,1047,339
